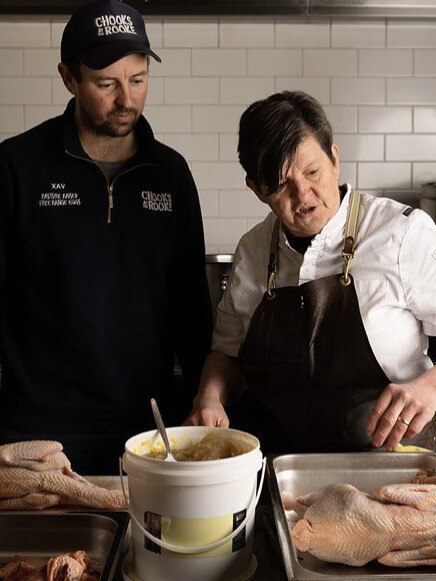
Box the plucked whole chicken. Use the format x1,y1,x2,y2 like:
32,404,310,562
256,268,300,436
0,440,126,510
0,550,103,581
282,475,436,568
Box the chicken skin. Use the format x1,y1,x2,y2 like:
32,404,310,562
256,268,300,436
0,441,126,510
283,481,436,567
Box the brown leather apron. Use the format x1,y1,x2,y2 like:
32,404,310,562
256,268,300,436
236,191,435,453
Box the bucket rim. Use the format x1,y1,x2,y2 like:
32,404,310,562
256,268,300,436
124,425,260,465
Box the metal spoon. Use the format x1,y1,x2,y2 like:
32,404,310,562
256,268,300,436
150,398,176,461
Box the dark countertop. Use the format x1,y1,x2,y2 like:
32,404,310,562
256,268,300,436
253,504,288,580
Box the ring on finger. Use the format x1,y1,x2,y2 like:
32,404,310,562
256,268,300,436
396,416,410,427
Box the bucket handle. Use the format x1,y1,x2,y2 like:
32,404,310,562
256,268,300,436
119,456,266,555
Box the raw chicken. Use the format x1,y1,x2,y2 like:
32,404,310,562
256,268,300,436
0,551,103,581
0,556,48,581
46,551,102,581
46,554,84,581
0,441,126,510
283,482,436,567
373,482,436,512
0,441,74,474
411,469,436,485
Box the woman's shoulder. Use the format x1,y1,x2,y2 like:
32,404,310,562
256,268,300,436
360,192,434,231
233,212,276,277
238,211,276,251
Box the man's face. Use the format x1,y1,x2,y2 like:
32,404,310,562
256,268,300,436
70,53,149,138
248,136,341,238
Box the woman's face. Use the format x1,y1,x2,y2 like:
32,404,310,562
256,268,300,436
247,136,341,238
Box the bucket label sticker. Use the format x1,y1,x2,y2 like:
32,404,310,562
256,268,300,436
143,510,246,558
144,511,161,554
232,509,247,552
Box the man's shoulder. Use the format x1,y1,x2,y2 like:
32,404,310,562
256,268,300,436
136,115,188,168
152,138,188,167
1,114,64,156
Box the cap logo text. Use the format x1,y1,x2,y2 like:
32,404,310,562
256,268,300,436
95,14,136,36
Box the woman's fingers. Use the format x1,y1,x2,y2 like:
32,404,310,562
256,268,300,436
367,380,436,449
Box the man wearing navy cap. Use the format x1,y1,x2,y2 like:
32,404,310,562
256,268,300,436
58,0,162,169
0,0,213,474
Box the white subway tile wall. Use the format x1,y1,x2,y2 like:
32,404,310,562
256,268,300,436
1,15,436,252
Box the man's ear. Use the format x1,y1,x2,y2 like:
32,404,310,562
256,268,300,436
57,63,78,96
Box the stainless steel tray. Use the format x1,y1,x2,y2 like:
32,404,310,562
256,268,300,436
267,451,436,581
0,511,130,581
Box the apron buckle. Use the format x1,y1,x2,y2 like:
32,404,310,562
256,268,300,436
340,273,352,286
340,254,353,286
267,271,276,299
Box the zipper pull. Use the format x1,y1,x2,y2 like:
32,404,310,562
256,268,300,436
107,185,114,224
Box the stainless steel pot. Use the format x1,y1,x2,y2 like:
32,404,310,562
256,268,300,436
206,254,234,322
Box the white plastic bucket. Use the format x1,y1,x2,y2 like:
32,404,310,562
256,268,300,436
121,426,265,581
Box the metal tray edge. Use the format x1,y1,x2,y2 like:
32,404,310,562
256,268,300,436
0,510,130,581
266,452,436,581
267,456,297,581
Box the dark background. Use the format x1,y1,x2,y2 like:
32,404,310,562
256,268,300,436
0,0,307,16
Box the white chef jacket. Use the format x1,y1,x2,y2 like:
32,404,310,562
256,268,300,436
213,186,436,384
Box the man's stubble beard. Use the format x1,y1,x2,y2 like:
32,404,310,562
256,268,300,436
80,104,139,138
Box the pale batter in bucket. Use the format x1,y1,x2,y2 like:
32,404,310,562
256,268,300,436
145,431,253,461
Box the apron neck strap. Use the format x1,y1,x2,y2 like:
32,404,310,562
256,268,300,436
340,189,362,287
267,218,280,297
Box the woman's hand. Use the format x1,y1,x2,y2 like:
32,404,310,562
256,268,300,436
183,350,245,428
184,391,229,427
366,367,436,450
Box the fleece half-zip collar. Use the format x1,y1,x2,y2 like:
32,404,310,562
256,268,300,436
62,98,158,223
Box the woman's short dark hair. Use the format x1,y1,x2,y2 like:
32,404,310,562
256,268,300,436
237,90,334,195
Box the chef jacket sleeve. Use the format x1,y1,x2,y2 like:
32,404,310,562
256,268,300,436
212,279,245,358
399,209,436,337
212,221,272,357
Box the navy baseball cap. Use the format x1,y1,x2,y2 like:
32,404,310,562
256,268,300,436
61,0,161,69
